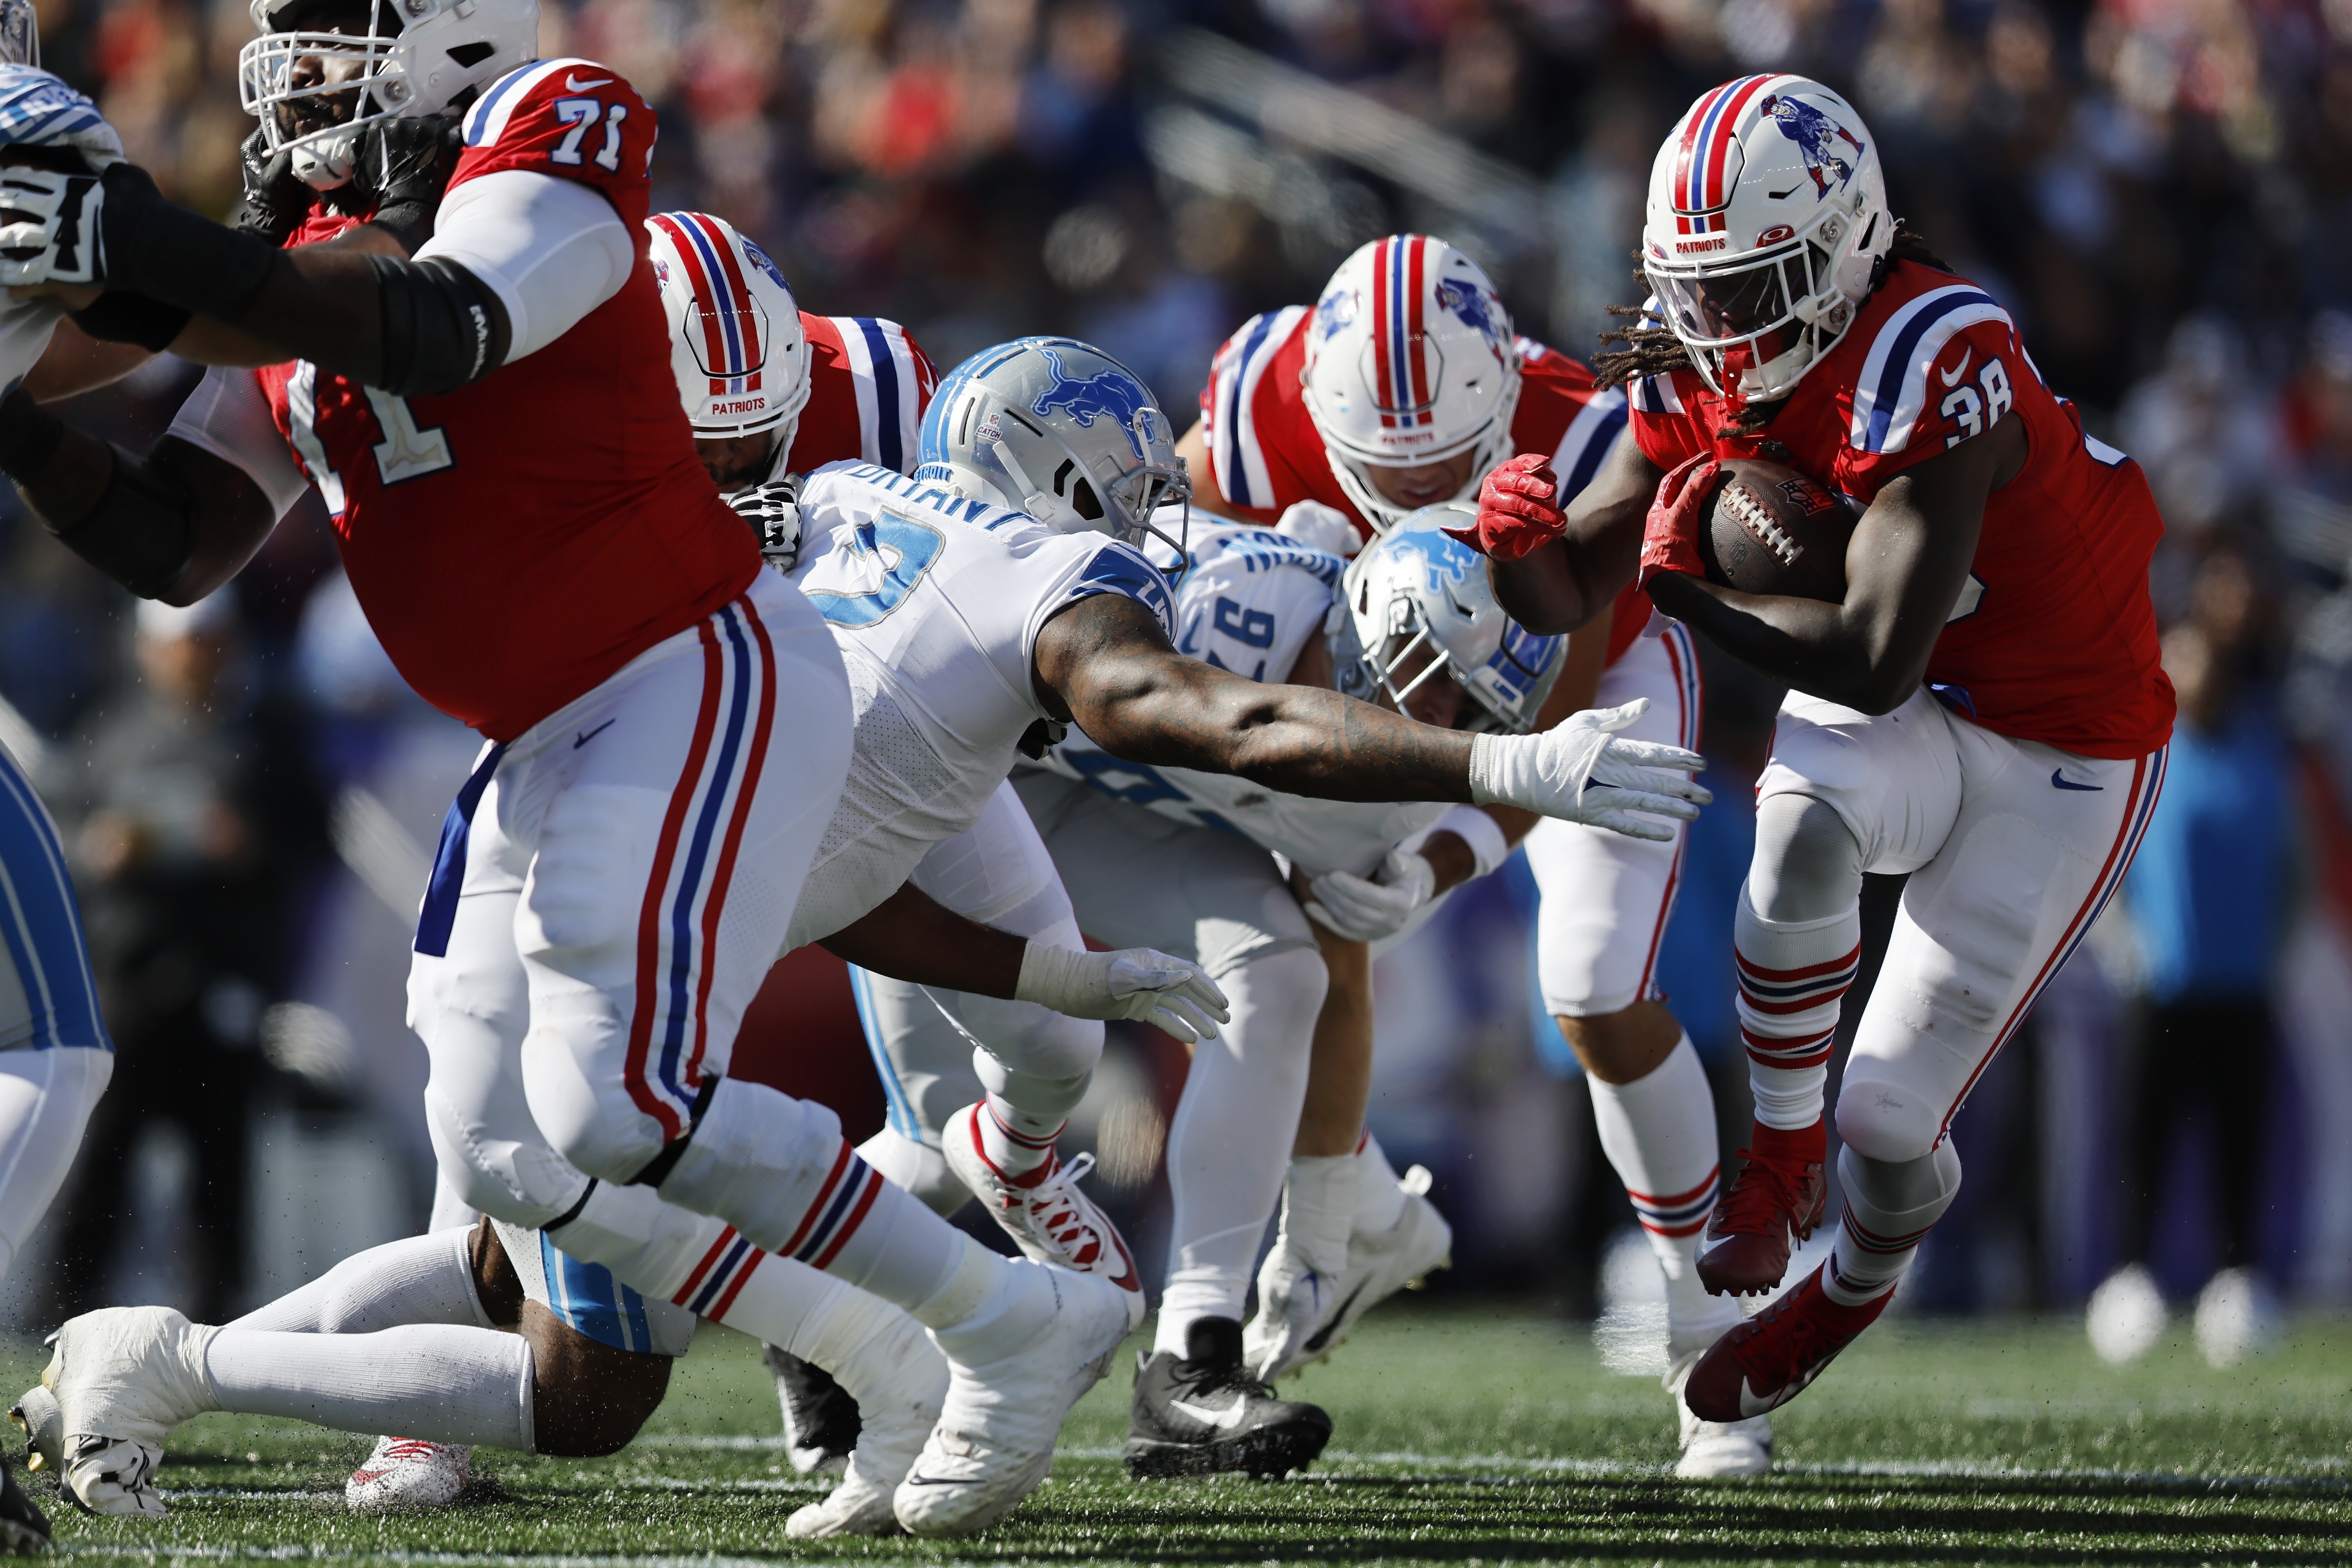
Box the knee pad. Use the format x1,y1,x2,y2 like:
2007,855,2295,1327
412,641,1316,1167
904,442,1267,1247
424,1077,592,1228
1834,1072,1948,1164
519,1026,662,1185
1748,793,1865,924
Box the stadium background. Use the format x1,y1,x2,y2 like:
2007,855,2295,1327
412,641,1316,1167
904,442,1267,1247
0,0,2345,1350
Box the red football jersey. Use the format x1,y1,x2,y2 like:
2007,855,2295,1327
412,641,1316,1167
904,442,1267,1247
1199,309,1650,664
256,59,759,743
783,314,936,475
1626,260,2173,760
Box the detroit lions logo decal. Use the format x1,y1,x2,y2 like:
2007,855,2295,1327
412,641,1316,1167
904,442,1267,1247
1032,346,1166,461
1763,94,1865,197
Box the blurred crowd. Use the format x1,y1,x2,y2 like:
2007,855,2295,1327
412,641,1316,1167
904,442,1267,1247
3,0,2352,1333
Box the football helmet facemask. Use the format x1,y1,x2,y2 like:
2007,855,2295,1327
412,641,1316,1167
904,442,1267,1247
917,336,1189,559
0,0,37,66
1299,235,1522,536
238,0,539,191
1343,502,1563,734
1641,74,1892,404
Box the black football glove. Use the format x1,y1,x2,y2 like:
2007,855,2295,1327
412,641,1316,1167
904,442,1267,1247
230,129,310,245
354,113,464,255
727,475,802,570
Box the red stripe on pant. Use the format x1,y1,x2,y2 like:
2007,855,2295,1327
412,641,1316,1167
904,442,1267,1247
684,597,780,1090
624,621,729,1141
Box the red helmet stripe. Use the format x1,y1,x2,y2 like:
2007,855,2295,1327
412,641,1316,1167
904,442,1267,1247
688,212,767,393
1674,80,1735,215
1370,236,1396,428
650,213,736,397
1701,75,1776,213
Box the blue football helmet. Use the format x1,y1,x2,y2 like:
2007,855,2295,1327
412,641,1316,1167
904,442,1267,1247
1342,502,1564,733
917,336,1189,559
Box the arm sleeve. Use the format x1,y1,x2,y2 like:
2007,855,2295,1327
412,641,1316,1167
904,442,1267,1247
415,170,634,365
163,365,309,521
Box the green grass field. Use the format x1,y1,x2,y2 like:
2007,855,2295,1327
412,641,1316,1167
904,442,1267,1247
7,1302,2349,1566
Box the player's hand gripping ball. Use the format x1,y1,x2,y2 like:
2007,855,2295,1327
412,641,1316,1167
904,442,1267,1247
1636,454,1717,598
728,475,803,570
1442,452,1563,559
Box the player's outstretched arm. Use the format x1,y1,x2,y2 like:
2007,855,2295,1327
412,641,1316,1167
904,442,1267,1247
1034,593,1711,837
819,879,1230,1043
1644,415,2024,715
1489,427,1658,635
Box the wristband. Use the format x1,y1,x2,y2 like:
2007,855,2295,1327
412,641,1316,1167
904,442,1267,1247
1428,804,1509,879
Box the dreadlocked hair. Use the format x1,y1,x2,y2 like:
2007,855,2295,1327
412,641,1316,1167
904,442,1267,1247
1589,217,1951,394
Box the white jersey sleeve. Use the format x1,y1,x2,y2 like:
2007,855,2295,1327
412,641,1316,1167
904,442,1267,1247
166,365,310,520
1033,523,1445,876
417,170,635,363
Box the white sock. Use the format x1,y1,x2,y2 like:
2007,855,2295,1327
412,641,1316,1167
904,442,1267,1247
1587,1035,1738,1351
698,1249,853,1350
0,1045,110,1280
230,1228,488,1335
1354,1130,1408,1234
1733,890,1860,1132
976,1097,1061,1180
1278,1153,1356,1278
1157,946,1324,1356
1825,1140,1962,1307
204,1326,534,1450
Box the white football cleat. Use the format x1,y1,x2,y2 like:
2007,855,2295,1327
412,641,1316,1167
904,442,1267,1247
893,1259,1128,1537
789,1300,949,1538
944,1104,1144,1330
43,1306,221,1517
1245,1165,1451,1381
2193,1267,2281,1369
2086,1263,2167,1366
346,1437,471,1512
1667,1350,1772,1478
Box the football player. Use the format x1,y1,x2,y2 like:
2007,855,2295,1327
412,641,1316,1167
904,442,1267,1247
1471,75,2173,1420
1181,237,1750,1473
0,0,1160,1535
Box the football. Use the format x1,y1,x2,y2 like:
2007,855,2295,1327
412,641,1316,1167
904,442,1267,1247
1696,458,1856,602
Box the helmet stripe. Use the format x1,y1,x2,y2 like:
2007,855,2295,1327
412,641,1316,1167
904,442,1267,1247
673,214,758,392
648,214,735,396
1673,80,1733,217
1387,235,1412,423
687,214,766,393
1701,75,1776,214
1404,235,1430,420
1369,237,1395,429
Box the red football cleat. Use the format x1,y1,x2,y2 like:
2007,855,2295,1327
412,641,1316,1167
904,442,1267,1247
1681,1265,1891,1422
1696,1122,1827,1296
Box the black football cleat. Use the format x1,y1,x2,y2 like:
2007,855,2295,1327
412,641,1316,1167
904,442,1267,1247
1122,1317,1332,1480
0,1449,50,1553
762,1344,860,1477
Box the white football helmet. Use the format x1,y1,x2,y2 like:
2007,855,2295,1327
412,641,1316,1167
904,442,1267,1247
0,0,37,66
1342,503,1563,734
917,336,1189,556
1642,74,1892,404
1300,235,1521,536
647,211,811,465
239,0,540,190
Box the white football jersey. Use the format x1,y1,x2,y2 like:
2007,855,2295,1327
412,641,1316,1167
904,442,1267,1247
1035,524,1446,877
0,64,127,395
783,460,1174,947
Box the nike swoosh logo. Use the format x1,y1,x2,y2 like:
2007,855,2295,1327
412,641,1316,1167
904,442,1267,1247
1939,349,1972,387
1168,1398,1253,1432
1300,1282,1367,1354
898,1469,965,1487
565,74,615,91
575,719,616,748
2050,769,2103,791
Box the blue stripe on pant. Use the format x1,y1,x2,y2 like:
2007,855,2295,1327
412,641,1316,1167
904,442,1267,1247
0,747,108,1051
538,1231,656,1353
848,966,921,1139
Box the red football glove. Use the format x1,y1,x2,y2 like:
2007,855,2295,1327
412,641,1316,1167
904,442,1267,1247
1441,453,1563,560
1636,453,1720,600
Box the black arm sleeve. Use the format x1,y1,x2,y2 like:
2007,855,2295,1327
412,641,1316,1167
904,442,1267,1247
98,163,280,322
0,388,196,598
368,254,511,397
70,292,194,352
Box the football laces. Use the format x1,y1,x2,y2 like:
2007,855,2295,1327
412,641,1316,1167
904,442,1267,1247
1722,481,1803,568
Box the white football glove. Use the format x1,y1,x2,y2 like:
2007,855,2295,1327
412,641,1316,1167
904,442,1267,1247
727,476,802,571
1303,848,1436,943
0,164,103,285
1276,498,1362,557
1013,941,1232,1044
1468,698,1710,842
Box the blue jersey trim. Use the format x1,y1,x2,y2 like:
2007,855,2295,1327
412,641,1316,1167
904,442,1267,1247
415,744,505,957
